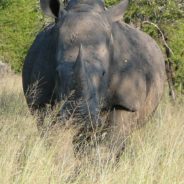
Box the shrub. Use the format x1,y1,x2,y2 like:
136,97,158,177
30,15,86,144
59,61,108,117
0,0,43,72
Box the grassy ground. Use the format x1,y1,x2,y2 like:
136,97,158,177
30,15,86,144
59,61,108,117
0,73,184,184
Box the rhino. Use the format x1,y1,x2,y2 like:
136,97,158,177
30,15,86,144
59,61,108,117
22,0,165,157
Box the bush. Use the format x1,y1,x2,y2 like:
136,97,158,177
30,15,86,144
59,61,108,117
0,0,43,72
105,0,121,6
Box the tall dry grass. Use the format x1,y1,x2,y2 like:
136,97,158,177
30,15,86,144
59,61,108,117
0,73,184,184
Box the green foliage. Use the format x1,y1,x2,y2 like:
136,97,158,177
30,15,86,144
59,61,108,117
0,0,43,72
165,21,184,92
0,0,11,9
105,0,120,7
124,0,183,22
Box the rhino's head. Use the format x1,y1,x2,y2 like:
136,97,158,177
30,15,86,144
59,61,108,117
40,0,129,123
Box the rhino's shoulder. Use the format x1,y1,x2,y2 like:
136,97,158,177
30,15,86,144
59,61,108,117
112,21,164,65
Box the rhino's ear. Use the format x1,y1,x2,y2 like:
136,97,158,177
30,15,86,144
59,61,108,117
40,0,60,18
106,0,129,22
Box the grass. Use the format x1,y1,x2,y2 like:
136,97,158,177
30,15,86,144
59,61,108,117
0,73,184,184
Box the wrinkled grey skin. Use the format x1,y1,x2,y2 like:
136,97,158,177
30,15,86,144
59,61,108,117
23,0,165,157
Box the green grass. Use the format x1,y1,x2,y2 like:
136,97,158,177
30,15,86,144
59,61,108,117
0,73,184,184
0,0,43,72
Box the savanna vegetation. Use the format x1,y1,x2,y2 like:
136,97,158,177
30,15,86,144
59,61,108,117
0,0,184,183
0,71,184,184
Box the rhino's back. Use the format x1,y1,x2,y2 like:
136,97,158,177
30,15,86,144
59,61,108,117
22,24,58,108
